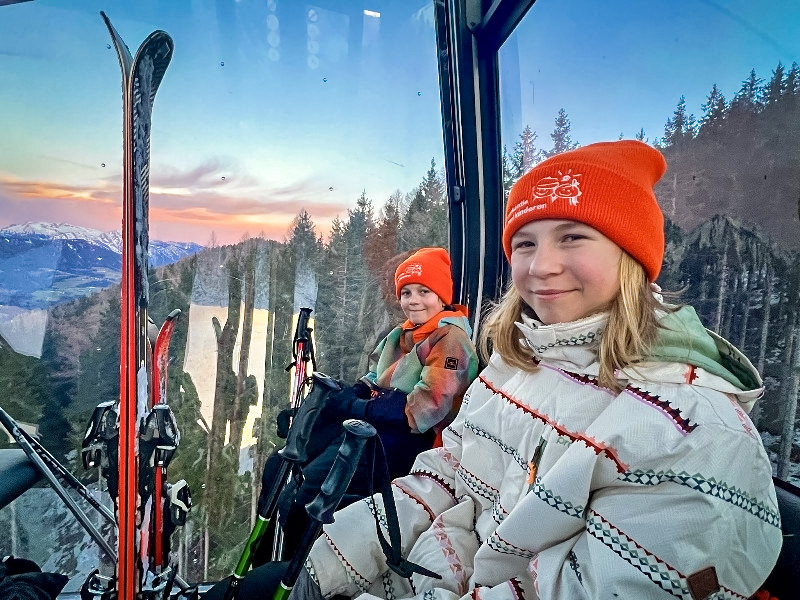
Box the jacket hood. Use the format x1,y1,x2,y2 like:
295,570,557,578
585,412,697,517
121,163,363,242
515,305,763,413
651,306,761,389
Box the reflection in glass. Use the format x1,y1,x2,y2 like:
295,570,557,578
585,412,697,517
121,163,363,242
0,0,448,588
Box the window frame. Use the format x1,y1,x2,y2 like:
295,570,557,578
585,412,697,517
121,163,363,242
434,0,535,334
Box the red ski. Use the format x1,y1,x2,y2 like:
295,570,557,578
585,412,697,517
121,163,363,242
101,11,174,600
148,309,181,572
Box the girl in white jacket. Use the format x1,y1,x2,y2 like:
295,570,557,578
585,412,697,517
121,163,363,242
264,140,782,600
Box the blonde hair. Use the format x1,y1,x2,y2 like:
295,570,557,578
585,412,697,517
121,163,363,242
478,252,663,392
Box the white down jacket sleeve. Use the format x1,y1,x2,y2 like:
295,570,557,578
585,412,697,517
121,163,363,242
308,357,782,600
307,419,466,599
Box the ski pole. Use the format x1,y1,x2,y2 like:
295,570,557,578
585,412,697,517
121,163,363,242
273,419,376,600
0,406,116,559
223,372,340,600
15,417,115,525
287,307,315,411
271,307,315,559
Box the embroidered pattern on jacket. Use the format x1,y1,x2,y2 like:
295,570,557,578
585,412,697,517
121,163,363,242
586,511,748,600
620,469,781,528
481,375,629,473
625,385,698,435
556,367,611,392
434,446,461,470
305,558,319,586
508,577,525,599
381,570,398,600
464,420,528,469
432,514,469,595
409,469,458,502
456,463,500,502
323,531,371,591
567,551,584,586
394,479,437,521
490,498,510,525
445,425,464,441
486,531,535,559
527,329,600,354
363,496,389,531
531,481,584,519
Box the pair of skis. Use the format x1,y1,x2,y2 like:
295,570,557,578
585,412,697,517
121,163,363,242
81,12,190,600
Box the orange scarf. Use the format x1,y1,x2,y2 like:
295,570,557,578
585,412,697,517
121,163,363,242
399,304,469,351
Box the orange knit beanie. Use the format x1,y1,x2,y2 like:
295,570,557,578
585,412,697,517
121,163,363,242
503,140,668,282
395,247,453,305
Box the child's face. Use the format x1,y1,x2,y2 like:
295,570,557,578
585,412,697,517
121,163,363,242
399,283,445,325
509,219,623,325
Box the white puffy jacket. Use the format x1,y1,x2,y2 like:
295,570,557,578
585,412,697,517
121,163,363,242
307,307,782,600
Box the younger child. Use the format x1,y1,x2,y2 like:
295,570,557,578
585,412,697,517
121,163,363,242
279,247,479,555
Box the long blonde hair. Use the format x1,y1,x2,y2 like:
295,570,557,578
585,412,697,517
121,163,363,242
478,252,663,392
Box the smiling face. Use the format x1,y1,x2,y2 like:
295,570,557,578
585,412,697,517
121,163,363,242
399,283,446,325
509,219,623,325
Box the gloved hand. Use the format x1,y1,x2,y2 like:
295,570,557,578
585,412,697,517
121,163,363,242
352,378,377,399
323,385,371,420
362,387,408,426
322,385,408,426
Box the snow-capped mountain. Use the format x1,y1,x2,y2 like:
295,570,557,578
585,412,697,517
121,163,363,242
1,222,123,253
0,222,204,310
1,222,203,263
0,221,203,268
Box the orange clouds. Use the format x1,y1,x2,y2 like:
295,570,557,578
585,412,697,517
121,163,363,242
0,164,349,245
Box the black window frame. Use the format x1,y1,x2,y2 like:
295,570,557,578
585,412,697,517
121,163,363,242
434,0,535,333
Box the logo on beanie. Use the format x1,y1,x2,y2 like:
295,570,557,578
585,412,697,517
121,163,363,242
397,262,423,282
533,170,582,206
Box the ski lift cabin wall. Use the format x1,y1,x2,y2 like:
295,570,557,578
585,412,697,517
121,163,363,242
0,0,798,597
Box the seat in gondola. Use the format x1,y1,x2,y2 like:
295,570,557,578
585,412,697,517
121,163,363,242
761,477,800,599
0,449,41,510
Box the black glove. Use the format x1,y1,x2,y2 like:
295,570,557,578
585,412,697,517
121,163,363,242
323,385,371,420
352,378,377,399
323,385,408,426
363,387,408,426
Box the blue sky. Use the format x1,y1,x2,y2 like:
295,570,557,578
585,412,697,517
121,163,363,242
0,0,797,244
501,0,800,149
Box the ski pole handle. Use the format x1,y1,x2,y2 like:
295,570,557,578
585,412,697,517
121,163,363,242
305,419,376,524
274,419,376,600
280,373,340,464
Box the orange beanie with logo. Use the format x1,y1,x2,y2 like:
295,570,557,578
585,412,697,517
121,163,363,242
395,247,453,305
503,140,668,282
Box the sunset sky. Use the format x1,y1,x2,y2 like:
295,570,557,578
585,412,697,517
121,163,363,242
0,0,797,245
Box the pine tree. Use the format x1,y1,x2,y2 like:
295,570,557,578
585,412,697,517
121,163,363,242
634,128,646,142
502,145,517,200
699,84,727,137
785,62,800,96
316,194,375,381
546,108,578,157
764,61,786,107
398,159,448,251
364,192,401,278
513,125,541,175
730,68,764,115
664,95,693,147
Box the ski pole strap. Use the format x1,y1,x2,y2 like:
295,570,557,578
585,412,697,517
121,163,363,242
370,436,442,581
276,420,377,600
